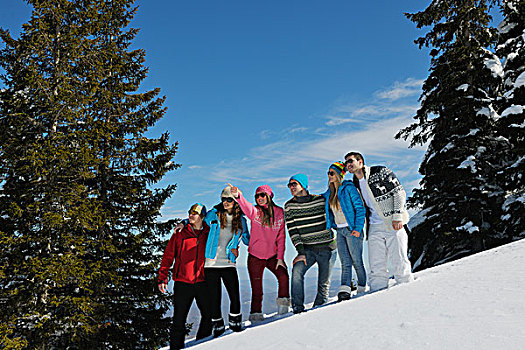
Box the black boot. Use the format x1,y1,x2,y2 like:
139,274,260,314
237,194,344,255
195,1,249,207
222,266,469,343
211,318,225,337
228,313,243,332
337,291,351,302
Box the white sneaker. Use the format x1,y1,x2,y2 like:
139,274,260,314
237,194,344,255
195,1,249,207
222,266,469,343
248,312,264,322
357,285,369,294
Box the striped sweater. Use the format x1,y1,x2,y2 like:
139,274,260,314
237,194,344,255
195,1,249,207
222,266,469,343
284,194,336,255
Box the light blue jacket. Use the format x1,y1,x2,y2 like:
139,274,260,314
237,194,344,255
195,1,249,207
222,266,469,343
322,180,366,234
203,207,249,263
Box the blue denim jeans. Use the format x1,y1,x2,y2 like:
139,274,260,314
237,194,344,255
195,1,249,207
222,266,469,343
291,248,337,313
336,227,367,288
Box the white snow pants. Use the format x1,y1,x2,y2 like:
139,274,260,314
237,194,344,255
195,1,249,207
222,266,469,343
368,223,413,292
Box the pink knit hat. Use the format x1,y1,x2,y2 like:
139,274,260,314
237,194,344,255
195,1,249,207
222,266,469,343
255,185,274,199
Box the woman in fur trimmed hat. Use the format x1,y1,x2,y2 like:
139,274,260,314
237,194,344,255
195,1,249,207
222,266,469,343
175,187,249,336
229,183,290,323
322,161,367,301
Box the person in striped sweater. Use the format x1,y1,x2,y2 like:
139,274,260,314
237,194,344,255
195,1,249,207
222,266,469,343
284,174,337,314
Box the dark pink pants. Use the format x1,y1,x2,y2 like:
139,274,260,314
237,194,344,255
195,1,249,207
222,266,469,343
247,254,290,313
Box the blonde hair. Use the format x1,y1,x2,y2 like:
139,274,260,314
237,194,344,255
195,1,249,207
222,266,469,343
328,172,342,210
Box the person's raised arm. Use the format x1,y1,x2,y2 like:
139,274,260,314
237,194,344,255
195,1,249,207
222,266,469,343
228,183,258,220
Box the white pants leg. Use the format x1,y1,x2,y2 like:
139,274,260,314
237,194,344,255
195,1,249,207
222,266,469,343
368,224,389,292
368,223,413,292
386,226,413,284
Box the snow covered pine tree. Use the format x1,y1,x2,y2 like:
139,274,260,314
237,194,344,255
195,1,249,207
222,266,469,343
0,1,178,348
495,0,525,242
396,0,508,271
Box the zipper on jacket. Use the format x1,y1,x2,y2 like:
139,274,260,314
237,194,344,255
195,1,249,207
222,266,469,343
194,234,199,283
174,235,184,280
189,225,200,284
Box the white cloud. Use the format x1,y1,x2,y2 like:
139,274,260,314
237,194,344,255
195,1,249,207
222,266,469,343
158,206,187,221
260,129,272,139
164,77,427,215
375,78,424,100
325,116,364,126
289,126,308,134
326,104,418,126
189,78,426,188
324,79,422,127
200,114,425,190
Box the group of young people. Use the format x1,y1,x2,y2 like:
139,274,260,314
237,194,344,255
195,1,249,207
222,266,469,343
158,151,414,350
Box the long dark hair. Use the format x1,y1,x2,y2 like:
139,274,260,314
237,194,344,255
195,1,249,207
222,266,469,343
217,201,243,233
255,194,276,227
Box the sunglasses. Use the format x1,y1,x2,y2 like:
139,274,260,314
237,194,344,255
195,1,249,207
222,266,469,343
345,159,356,165
287,182,299,188
255,193,267,199
188,210,200,216
221,197,234,203
327,171,336,176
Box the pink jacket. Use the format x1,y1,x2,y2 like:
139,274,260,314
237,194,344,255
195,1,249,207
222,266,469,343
236,192,286,260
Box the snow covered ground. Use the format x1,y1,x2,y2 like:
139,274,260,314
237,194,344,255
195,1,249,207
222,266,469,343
164,238,525,350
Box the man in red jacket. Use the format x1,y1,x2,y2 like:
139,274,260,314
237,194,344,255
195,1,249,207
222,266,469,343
158,203,212,350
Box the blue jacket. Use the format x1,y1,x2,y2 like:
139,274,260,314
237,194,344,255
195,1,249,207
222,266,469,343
203,207,249,263
322,180,366,234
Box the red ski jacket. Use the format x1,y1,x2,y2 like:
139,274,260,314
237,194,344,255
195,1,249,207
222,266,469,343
158,223,210,285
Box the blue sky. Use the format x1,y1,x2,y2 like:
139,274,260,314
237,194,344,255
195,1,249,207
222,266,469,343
140,1,431,218
2,1,437,263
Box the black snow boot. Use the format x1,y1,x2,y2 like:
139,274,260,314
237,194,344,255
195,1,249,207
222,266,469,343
211,318,225,338
337,291,351,302
228,313,243,332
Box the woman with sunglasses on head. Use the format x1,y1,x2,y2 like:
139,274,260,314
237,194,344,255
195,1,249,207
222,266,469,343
323,161,367,302
229,183,290,322
174,186,249,337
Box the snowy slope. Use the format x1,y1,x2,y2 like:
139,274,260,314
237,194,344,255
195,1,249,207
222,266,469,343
172,239,525,350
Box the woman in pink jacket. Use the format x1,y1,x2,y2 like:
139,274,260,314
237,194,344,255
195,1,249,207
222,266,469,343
229,183,290,322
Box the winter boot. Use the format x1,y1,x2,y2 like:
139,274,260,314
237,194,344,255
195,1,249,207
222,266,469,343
276,297,291,315
357,285,369,294
211,318,225,338
228,313,243,332
337,285,352,302
248,312,264,323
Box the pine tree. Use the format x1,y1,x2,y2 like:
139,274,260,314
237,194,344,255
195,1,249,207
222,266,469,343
396,0,507,271
495,1,525,241
0,1,178,348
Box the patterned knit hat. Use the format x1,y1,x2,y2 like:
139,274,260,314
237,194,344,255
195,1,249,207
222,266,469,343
255,184,274,199
188,203,207,218
329,161,346,179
